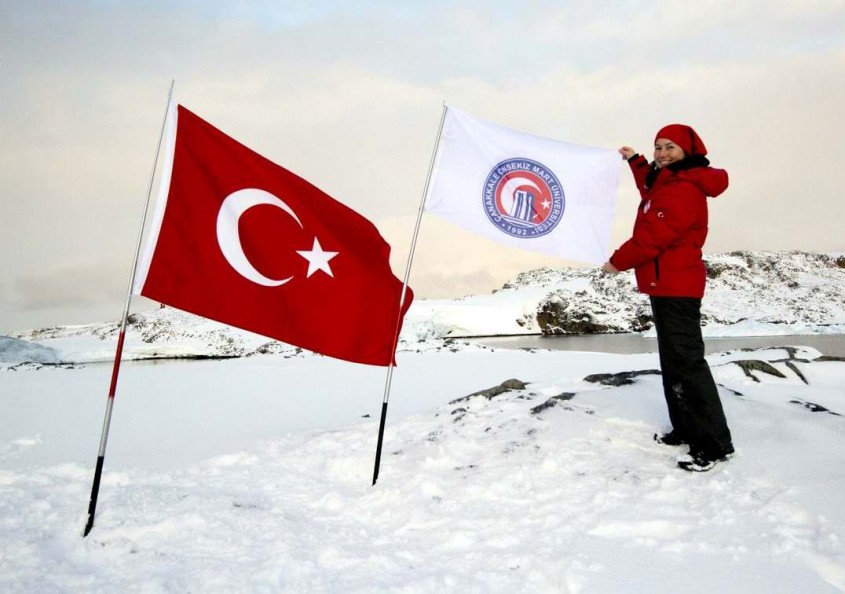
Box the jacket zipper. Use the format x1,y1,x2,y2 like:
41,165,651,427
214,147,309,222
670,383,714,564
654,257,660,281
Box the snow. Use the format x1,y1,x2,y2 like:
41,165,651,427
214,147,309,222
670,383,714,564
0,336,60,364
3,262,845,592
3,345,845,592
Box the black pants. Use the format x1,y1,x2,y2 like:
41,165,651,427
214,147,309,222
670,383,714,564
650,296,733,455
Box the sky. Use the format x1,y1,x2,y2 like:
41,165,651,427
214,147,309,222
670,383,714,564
1,0,844,333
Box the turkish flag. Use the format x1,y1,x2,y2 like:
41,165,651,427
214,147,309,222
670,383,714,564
133,104,413,366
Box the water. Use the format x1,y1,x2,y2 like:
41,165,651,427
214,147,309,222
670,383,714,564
477,333,845,357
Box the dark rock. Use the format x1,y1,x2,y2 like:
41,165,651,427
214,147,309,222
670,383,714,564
704,260,730,279
449,378,528,404
789,399,842,416
734,346,802,360
733,360,787,382
784,361,809,384
632,312,654,332
781,346,802,360
583,369,661,386
717,383,744,397
537,300,612,334
530,393,576,415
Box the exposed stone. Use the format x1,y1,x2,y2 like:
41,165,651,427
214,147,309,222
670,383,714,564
789,399,842,416
583,369,661,386
537,300,614,335
784,361,809,384
733,360,787,382
530,393,576,415
717,383,744,397
632,312,654,332
449,378,528,404
705,260,731,279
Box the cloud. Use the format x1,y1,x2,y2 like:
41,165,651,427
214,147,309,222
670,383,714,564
1,1,844,331
11,258,126,312
379,216,577,299
0,257,134,332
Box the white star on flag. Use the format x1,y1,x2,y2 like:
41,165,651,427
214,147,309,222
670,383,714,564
297,237,339,278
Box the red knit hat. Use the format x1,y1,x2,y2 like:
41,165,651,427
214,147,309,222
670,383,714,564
655,124,708,157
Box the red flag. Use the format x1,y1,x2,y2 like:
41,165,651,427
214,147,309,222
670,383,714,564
133,104,412,366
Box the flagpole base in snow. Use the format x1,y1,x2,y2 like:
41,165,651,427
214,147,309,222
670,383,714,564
83,329,123,537
83,333,122,537
83,456,106,537
372,402,389,485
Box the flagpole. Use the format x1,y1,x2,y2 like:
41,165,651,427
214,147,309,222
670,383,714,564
372,102,448,486
83,80,175,537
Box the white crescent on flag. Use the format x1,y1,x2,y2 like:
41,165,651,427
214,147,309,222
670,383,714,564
216,188,303,287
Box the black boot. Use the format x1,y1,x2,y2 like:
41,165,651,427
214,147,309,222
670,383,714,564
677,446,735,472
654,429,687,446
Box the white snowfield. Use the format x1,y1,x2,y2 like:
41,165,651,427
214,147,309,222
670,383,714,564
2,254,845,593
2,343,844,593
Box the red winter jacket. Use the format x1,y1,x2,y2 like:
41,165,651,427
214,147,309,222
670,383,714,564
609,154,728,299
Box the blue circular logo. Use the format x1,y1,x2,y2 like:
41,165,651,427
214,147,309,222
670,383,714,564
482,158,565,238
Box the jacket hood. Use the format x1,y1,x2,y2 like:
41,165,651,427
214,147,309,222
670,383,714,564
678,166,729,198
646,155,729,197
663,155,728,197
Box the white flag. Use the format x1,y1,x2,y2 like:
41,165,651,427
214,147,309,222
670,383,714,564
424,107,619,264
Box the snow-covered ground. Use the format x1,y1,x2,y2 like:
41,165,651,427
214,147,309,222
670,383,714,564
2,255,845,592
3,340,845,592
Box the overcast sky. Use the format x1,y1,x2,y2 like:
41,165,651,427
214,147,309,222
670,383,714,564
1,0,844,333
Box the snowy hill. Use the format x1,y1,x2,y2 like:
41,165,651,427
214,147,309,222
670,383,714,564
4,307,302,364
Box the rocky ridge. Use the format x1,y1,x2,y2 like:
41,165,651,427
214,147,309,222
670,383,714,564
520,251,845,335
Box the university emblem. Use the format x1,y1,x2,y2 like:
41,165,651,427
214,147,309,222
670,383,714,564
482,158,565,238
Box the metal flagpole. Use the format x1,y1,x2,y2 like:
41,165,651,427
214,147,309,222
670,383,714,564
372,101,448,486
83,80,175,537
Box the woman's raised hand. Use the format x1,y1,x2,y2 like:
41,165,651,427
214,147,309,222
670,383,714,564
602,261,619,274
618,146,637,160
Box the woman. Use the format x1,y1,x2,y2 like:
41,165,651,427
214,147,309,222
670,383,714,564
602,124,734,472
